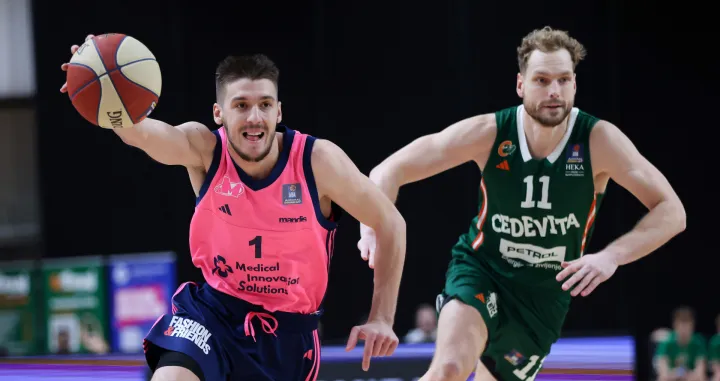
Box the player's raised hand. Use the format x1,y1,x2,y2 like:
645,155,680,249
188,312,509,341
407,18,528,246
357,223,377,268
555,252,619,297
60,34,95,93
345,320,399,371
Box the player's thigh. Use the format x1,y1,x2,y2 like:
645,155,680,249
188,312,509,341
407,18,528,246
151,366,201,381
428,298,489,379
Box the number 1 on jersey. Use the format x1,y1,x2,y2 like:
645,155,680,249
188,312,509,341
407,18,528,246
249,236,262,258
521,175,551,210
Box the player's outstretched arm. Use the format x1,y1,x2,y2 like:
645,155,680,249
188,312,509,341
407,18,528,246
556,120,686,297
357,113,496,265
311,139,406,371
60,35,214,169
367,113,496,203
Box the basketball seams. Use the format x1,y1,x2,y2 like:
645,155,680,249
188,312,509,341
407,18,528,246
113,36,161,123
93,36,134,124
67,63,99,100
115,37,160,99
116,63,161,98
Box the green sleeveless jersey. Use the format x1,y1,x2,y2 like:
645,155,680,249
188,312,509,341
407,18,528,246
460,105,603,294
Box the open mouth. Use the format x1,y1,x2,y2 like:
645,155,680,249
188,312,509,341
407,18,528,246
242,131,265,142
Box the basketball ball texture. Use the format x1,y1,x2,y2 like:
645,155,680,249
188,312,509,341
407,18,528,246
66,33,161,129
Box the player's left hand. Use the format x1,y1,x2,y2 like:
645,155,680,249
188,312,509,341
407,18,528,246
555,252,619,297
345,320,399,371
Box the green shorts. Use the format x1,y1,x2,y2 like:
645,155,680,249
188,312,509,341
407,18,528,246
439,242,570,380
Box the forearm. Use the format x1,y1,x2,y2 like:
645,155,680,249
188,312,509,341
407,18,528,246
367,212,407,325
113,118,202,166
604,199,686,266
114,118,175,147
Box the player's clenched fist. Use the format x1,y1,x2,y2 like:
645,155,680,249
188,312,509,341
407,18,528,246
345,320,399,371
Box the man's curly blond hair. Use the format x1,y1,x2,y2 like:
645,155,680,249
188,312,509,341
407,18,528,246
517,26,586,74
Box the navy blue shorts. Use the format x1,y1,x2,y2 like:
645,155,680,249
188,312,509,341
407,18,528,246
143,282,322,381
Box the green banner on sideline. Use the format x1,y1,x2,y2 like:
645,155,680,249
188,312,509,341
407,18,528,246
0,260,40,355
41,256,107,355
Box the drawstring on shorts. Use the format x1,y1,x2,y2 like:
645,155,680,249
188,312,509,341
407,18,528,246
244,311,279,342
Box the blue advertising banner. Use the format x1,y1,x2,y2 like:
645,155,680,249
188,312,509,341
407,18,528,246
108,252,176,353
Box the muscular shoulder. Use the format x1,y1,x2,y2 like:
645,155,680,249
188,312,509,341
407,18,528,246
308,138,364,199
588,120,632,173
178,121,217,170
451,112,498,166
309,138,345,176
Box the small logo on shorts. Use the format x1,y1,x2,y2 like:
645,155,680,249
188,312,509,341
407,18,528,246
282,183,302,205
486,292,498,318
504,349,525,366
165,316,212,355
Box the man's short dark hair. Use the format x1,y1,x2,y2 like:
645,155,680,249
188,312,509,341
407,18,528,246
672,306,695,324
215,54,280,101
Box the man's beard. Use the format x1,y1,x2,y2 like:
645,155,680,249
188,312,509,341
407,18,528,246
224,122,276,163
524,99,573,128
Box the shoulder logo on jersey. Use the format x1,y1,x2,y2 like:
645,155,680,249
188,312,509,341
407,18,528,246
498,140,516,157
282,183,302,205
214,176,244,198
566,143,583,163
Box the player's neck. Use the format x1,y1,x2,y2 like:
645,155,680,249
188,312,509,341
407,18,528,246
522,110,569,159
229,133,282,179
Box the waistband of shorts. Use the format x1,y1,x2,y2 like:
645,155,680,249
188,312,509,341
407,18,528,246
202,283,322,333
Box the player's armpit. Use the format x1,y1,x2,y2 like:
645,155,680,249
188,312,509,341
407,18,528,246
368,113,496,203
311,139,406,324
115,119,215,169
589,121,686,265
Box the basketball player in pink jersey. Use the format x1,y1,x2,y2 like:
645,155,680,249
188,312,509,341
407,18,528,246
60,35,407,381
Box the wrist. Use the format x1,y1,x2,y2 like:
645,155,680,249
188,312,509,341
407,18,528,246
367,312,394,326
600,248,624,266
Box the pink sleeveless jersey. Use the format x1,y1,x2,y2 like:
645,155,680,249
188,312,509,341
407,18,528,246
188,126,338,314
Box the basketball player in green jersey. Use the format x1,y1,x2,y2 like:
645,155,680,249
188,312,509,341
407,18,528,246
710,314,720,381
357,26,686,381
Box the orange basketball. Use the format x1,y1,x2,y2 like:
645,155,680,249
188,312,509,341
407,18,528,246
66,33,162,129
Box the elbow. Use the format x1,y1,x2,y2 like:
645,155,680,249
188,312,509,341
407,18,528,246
673,199,687,234
369,161,402,186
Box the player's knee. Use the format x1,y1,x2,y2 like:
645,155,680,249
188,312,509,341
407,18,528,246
151,365,201,381
426,359,466,381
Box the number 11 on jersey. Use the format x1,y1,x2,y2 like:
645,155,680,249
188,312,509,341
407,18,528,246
521,175,551,210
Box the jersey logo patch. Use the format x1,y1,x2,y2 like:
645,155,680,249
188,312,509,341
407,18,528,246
566,143,584,163
282,183,302,205
496,160,510,171
498,140,516,157
214,176,244,198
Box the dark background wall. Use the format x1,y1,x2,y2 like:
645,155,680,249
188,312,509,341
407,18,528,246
30,0,716,378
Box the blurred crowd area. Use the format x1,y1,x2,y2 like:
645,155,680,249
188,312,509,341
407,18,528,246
649,306,720,381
